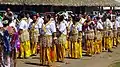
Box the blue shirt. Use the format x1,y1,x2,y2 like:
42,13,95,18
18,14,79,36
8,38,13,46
3,30,11,53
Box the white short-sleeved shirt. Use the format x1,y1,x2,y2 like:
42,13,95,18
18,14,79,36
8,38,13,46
77,22,82,31
104,19,113,29
19,19,28,30
29,22,41,32
112,21,120,30
42,21,56,35
110,22,113,29
9,19,17,32
64,20,68,27
27,18,33,28
37,17,44,29
58,21,67,35
116,21,120,29
97,22,103,29
80,18,86,24
70,22,82,33
116,16,120,23
67,21,73,28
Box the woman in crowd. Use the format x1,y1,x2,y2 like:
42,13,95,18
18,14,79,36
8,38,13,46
69,16,82,58
84,16,95,56
40,14,57,66
29,15,39,56
2,20,14,67
19,13,31,58
56,15,67,62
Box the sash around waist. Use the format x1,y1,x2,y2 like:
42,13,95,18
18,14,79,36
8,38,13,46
41,35,52,37
85,31,94,33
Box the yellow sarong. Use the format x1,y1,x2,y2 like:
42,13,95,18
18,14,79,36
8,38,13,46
86,40,94,56
20,40,31,58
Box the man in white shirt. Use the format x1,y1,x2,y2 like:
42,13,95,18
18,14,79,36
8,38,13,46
37,13,44,24
103,18,113,52
57,15,67,62
26,14,33,28
40,15,57,66
69,16,82,58
95,17,104,53
19,14,31,58
36,13,44,34
96,18,103,30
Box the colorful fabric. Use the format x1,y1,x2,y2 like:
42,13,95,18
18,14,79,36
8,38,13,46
86,40,94,56
20,30,29,42
56,43,65,61
113,38,117,46
3,30,11,55
103,37,112,51
58,34,67,46
30,29,39,43
31,42,37,55
41,35,52,47
11,32,19,49
20,40,31,58
69,41,82,58
94,40,102,54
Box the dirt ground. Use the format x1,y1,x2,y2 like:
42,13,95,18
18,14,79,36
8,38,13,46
17,46,120,67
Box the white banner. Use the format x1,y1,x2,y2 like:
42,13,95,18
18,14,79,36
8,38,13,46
103,7,110,10
115,7,120,10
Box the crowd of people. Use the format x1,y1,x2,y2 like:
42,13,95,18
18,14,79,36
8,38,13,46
0,8,120,67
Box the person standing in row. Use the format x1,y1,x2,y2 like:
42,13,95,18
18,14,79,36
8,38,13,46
40,15,57,66
84,16,95,56
29,15,39,56
56,15,67,62
19,14,31,58
26,14,33,29
95,17,103,54
2,20,14,67
116,17,120,44
67,16,73,57
69,16,82,58
103,18,113,52
111,16,118,47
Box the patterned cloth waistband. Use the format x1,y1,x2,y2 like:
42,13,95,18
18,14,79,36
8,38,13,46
42,35,52,37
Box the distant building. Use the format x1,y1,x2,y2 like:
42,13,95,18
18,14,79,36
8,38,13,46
0,0,119,13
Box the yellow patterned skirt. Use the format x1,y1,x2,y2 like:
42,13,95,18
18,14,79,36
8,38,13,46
56,34,67,61
20,30,31,58
117,36,120,45
20,41,31,58
39,35,56,65
69,35,82,58
94,40,102,54
113,37,117,47
86,39,94,56
103,37,112,51
30,30,39,55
